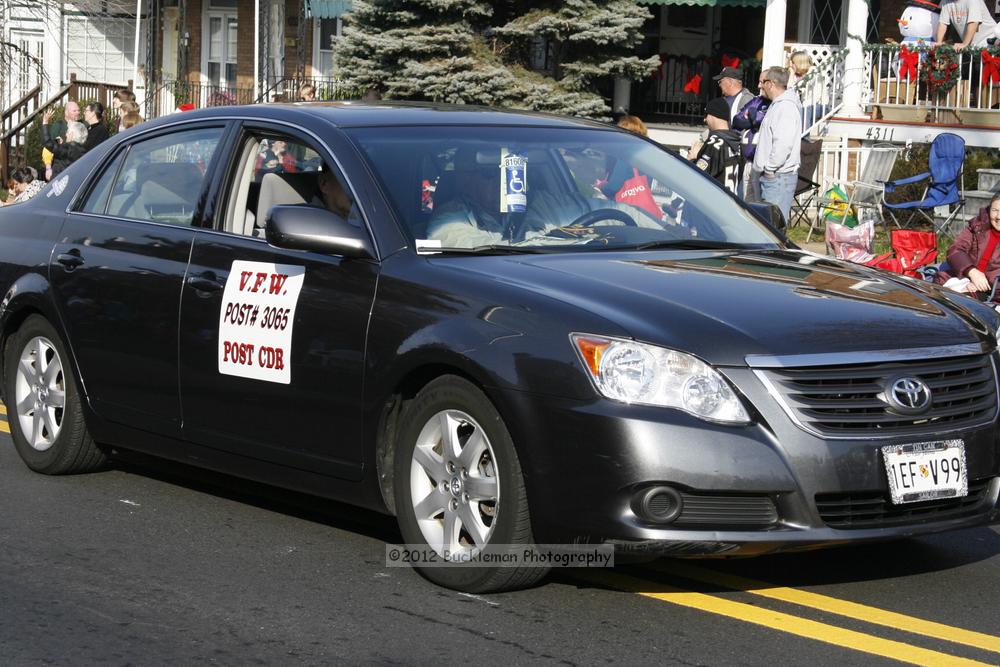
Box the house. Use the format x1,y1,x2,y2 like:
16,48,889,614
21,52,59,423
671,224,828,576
1,0,997,209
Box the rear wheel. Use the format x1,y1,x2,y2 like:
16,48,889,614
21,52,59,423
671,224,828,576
4,315,105,474
393,376,548,592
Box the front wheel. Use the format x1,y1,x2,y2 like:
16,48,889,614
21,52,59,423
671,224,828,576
4,315,105,474
393,376,547,592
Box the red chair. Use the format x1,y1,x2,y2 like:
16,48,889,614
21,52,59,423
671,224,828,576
865,229,938,278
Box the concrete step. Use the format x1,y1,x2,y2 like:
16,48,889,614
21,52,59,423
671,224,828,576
965,189,997,212
977,168,1000,193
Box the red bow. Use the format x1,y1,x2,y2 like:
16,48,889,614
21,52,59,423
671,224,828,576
982,50,1000,85
683,73,702,95
898,46,919,80
721,54,741,69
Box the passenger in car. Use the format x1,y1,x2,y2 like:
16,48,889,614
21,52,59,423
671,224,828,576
317,169,352,220
426,149,663,247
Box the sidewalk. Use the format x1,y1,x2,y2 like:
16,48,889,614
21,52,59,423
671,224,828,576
797,240,827,254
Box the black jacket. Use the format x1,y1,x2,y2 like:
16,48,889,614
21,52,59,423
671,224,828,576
83,121,110,151
693,129,744,194
43,139,88,177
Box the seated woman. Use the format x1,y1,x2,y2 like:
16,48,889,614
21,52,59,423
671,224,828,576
4,168,45,205
933,194,1000,299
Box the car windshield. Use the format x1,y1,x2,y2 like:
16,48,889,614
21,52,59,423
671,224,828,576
346,125,781,253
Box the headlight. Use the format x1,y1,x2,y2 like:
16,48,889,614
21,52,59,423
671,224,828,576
571,334,751,424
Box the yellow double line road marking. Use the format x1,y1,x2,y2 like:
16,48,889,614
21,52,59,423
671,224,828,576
0,402,8,433
652,561,1000,655
579,563,1000,666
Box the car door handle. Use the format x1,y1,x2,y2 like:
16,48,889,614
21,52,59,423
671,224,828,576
186,273,224,293
56,252,84,270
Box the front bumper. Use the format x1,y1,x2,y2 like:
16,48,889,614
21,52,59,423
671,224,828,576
496,365,1000,556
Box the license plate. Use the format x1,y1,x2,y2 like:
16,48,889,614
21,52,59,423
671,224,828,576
882,440,968,504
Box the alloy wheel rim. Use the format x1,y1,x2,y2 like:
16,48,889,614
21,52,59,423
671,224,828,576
409,409,499,559
14,336,66,451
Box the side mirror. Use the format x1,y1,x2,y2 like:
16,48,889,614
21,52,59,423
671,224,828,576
265,205,374,259
747,201,787,232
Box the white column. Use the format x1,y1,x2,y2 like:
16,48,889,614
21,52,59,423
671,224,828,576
132,0,142,92
43,0,62,98
254,0,261,99
797,0,811,43
761,0,787,69
841,0,870,117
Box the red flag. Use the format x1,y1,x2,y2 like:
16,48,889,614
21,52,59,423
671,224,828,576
721,54,741,69
683,73,702,95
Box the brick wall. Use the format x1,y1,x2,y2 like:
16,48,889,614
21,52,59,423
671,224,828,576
236,2,256,90
185,0,203,85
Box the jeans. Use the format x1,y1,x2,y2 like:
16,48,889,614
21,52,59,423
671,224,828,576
758,170,798,224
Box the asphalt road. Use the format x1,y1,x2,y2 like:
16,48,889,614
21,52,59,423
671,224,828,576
2,408,1000,666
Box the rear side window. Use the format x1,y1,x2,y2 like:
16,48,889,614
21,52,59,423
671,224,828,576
82,127,224,226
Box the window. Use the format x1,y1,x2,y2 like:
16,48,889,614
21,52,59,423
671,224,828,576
222,131,360,238
348,126,778,250
88,127,224,225
65,16,143,85
206,13,238,89
314,19,342,78
80,149,128,215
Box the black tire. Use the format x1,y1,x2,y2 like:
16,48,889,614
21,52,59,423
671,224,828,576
4,314,105,474
393,375,548,593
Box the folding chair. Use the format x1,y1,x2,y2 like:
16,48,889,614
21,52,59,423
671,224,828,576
789,138,822,239
883,133,966,237
816,144,900,232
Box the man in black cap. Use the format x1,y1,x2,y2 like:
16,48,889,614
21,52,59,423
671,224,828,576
713,66,754,121
691,97,744,195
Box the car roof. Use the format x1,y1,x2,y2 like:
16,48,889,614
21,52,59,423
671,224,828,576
143,101,616,131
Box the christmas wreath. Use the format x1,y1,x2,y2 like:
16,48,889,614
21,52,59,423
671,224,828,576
922,45,960,96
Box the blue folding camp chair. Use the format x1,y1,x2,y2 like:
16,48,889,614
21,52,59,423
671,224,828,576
883,133,966,236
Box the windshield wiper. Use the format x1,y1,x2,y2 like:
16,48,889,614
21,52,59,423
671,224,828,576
420,244,546,255
626,239,768,251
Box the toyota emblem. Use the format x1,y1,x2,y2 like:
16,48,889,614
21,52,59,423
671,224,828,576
884,376,932,414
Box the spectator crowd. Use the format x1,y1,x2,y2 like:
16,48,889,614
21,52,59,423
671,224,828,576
6,87,145,206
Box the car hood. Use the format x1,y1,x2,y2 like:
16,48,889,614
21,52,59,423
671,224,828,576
447,249,994,366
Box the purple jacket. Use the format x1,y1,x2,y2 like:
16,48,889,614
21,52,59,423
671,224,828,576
934,206,1000,285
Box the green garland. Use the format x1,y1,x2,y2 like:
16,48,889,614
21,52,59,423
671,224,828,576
922,44,960,96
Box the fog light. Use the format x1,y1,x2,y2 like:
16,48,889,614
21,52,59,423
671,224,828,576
634,486,683,524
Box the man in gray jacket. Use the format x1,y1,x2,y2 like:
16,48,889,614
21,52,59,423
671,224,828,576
750,66,802,222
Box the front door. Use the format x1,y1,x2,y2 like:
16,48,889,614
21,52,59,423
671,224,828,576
49,123,228,435
178,125,377,480
204,0,238,101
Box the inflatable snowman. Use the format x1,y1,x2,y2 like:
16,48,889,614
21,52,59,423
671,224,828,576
893,0,939,81
897,0,939,47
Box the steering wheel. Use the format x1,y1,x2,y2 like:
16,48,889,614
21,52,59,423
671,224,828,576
567,208,638,228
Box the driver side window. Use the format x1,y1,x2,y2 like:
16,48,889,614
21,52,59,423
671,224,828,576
222,131,362,237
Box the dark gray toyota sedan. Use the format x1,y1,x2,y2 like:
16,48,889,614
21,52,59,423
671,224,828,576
0,103,997,592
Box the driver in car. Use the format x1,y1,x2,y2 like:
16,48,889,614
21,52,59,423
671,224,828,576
426,150,664,248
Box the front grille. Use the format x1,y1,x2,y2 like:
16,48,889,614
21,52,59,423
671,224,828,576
816,477,994,529
675,492,778,528
757,354,997,438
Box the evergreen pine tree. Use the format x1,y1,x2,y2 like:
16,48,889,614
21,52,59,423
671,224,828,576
491,0,659,114
335,0,520,105
334,0,658,119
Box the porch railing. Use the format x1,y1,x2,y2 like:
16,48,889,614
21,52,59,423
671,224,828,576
1,74,131,183
145,81,256,120
257,77,363,103
635,57,763,123
793,47,848,136
864,44,1000,116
